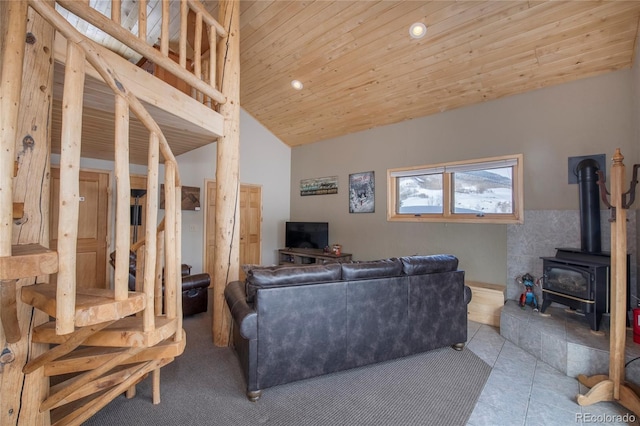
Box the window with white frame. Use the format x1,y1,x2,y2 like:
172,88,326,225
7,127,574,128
387,154,523,224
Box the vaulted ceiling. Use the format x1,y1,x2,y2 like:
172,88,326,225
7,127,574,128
52,1,640,161
238,0,640,147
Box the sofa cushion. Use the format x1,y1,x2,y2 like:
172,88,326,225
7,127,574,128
341,258,403,280
400,254,458,276
245,263,342,302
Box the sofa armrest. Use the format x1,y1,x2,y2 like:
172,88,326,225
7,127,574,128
464,285,472,305
182,273,210,291
224,281,257,340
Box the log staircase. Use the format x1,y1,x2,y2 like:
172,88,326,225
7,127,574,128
0,1,227,424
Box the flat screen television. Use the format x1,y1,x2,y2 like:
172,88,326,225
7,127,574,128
285,222,329,249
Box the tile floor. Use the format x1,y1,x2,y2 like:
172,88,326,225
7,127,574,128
465,320,640,425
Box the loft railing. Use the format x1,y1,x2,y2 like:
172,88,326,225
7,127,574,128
55,0,226,108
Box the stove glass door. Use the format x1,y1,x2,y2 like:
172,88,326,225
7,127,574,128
544,263,591,300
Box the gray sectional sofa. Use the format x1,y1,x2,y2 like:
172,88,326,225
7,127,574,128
224,254,472,401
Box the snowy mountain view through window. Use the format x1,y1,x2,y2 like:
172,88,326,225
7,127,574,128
398,167,513,215
398,174,443,214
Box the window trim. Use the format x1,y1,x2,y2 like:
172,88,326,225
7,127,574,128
387,154,524,224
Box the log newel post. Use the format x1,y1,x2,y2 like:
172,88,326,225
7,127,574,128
1,2,54,424
212,0,239,347
0,0,29,346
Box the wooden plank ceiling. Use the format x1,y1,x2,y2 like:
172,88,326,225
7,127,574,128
52,1,640,162
240,0,640,147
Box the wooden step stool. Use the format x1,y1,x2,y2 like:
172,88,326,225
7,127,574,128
466,281,506,327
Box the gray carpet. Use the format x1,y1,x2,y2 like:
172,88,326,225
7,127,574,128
85,310,491,426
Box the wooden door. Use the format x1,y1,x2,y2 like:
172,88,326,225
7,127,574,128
205,181,261,283
240,185,262,276
50,168,110,289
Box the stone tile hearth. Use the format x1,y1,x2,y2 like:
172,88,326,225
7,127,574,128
500,300,640,387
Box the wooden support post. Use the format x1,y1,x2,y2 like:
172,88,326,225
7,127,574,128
0,0,27,258
194,12,203,78
143,133,160,332
154,232,164,316
152,368,161,405
212,0,240,347
160,0,169,56
138,0,147,41
0,280,20,343
1,2,55,424
179,0,188,69
111,0,121,25
114,94,131,301
126,385,136,399
209,24,216,90
56,40,86,335
174,188,183,341
162,161,177,322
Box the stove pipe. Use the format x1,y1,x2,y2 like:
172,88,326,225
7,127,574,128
576,159,601,253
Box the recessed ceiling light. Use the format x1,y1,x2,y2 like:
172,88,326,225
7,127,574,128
409,22,427,39
291,79,304,90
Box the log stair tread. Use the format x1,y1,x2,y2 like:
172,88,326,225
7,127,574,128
0,244,58,280
32,315,180,348
21,283,145,328
43,337,186,377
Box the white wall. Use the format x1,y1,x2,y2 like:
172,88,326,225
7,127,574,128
239,109,291,264
175,108,291,271
290,69,637,285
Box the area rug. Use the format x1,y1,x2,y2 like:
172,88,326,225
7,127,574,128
85,309,491,426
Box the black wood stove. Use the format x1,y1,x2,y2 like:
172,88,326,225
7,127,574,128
539,159,629,331
541,249,611,331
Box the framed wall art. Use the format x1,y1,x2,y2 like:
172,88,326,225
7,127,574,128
300,176,338,196
349,171,374,213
